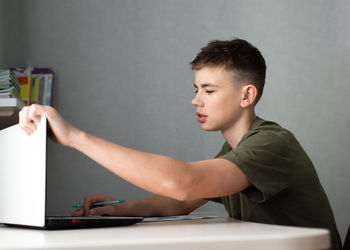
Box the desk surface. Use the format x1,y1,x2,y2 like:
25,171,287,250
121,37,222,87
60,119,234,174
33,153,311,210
0,217,330,250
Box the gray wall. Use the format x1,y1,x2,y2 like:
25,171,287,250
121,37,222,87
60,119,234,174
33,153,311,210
0,0,27,67
0,0,4,66
1,0,349,241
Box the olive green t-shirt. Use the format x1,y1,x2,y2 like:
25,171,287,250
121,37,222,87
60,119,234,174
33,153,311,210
212,117,341,250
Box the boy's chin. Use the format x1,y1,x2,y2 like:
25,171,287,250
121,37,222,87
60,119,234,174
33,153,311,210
201,124,218,131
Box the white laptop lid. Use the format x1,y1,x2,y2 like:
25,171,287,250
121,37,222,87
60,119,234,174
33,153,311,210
0,117,47,227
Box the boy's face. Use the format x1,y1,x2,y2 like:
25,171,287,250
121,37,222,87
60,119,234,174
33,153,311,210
192,67,243,132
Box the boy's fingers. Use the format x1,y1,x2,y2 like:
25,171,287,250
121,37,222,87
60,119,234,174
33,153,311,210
20,126,34,136
19,105,45,135
83,194,113,216
75,194,114,216
83,195,101,216
28,104,44,124
19,110,36,134
19,107,31,125
22,122,37,134
90,206,114,216
84,199,92,216
71,209,85,217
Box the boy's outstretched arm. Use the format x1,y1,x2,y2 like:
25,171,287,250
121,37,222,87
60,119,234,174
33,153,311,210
20,105,251,201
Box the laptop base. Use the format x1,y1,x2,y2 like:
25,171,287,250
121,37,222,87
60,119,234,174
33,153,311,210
5,216,143,230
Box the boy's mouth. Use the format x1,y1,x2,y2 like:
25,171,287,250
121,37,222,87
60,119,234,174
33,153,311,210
195,111,206,116
196,112,207,123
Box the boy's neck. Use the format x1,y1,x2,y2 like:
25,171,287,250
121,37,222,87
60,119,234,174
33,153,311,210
222,110,256,149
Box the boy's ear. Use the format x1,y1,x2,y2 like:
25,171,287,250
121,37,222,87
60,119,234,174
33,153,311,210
241,85,258,108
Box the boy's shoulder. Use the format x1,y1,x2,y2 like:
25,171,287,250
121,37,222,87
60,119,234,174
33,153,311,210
244,117,295,144
217,117,297,157
250,117,289,134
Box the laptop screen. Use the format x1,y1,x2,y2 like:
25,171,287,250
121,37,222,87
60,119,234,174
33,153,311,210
0,117,47,227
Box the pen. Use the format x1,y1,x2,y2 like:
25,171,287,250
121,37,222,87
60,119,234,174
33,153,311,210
72,200,126,208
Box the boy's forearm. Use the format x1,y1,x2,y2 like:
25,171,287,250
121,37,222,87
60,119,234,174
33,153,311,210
116,196,168,217
116,196,207,217
69,130,192,200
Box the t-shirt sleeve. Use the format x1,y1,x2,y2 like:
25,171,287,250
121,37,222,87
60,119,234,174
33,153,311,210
219,131,291,203
204,197,223,204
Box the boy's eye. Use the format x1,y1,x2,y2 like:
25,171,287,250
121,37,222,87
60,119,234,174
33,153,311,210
193,89,214,94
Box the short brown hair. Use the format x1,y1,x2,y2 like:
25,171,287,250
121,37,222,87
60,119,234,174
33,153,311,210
190,38,266,103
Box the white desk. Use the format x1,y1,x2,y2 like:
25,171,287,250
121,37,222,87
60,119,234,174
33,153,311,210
0,217,330,250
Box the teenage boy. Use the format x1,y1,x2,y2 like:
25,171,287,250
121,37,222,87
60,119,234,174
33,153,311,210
19,38,341,249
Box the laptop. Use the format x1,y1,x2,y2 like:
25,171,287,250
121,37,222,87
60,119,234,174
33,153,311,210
0,116,143,230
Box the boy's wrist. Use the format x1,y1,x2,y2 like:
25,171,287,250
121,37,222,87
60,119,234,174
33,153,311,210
113,201,134,216
69,127,87,150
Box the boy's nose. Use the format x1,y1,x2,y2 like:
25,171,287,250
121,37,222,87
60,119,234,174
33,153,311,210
191,95,204,107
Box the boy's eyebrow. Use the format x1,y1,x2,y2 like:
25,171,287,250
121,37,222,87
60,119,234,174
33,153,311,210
194,83,218,88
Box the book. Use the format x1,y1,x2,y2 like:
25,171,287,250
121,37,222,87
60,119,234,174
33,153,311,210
0,87,21,99
31,76,41,104
0,86,15,93
0,69,24,120
16,76,32,106
0,97,24,117
0,69,12,77
0,97,24,108
0,71,21,93
12,67,55,106
30,68,55,106
0,82,13,89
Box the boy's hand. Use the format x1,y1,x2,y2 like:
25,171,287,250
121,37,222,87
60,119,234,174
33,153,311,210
71,194,119,217
19,104,78,147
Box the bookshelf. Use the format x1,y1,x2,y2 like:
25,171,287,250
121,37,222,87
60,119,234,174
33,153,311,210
0,67,54,130
0,97,24,130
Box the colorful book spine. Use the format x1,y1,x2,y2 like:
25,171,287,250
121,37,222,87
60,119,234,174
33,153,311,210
16,76,32,106
30,68,55,106
12,67,55,106
31,76,41,104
